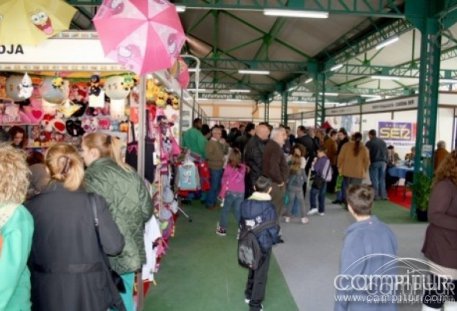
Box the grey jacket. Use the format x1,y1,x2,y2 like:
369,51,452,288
335,216,398,311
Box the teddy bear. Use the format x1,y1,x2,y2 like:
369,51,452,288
39,114,55,145
155,90,167,107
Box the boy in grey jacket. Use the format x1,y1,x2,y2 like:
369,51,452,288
334,185,398,311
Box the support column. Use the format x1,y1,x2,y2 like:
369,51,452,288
264,101,270,123
415,19,441,177
314,73,325,127
281,90,288,125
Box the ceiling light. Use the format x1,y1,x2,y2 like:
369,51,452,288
288,85,298,92
263,9,328,19
229,89,251,93
238,69,270,75
375,36,399,50
175,5,186,12
319,92,339,96
305,78,313,83
371,75,400,81
361,94,382,98
330,64,343,71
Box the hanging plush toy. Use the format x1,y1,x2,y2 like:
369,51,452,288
156,90,166,107
88,75,105,108
18,73,33,99
52,77,64,89
172,96,179,110
146,79,155,100
121,75,135,91
89,75,101,96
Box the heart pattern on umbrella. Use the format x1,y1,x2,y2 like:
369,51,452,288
93,0,186,75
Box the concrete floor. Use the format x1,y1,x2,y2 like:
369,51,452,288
273,201,428,311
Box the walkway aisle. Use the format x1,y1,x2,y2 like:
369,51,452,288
274,199,428,311
144,202,298,311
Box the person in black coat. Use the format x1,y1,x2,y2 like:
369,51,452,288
244,124,270,197
26,143,125,311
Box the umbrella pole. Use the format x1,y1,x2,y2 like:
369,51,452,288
136,76,146,311
138,76,146,177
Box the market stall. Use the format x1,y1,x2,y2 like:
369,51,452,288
0,31,186,308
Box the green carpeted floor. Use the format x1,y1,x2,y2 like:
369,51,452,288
144,202,298,311
326,193,418,224
371,200,417,224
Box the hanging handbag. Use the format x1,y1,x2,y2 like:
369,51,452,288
88,194,126,294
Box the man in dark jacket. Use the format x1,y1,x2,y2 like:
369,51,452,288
295,126,318,173
244,124,270,197
235,122,255,157
365,129,388,200
240,176,279,311
262,127,289,217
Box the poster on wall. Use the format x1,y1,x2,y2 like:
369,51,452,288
325,116,359,134
378,121,416,147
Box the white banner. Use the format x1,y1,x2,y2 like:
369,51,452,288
326,105,360,116
288,111,314,120
0,33,182,93
362,96,418,113
0,39,118,66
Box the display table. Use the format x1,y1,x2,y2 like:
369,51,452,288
388,165,414,179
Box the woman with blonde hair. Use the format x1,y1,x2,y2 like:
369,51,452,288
0,144,34,310
421,150,457,311
26,143,125,311
81,132,153,311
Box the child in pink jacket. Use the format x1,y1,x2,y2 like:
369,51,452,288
216,148,247,237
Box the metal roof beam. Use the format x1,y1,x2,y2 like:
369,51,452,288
328,63,457,79
324,19,412,65
221,11,311,59
283,19,412,95
170,0,405,18
191,58,307,73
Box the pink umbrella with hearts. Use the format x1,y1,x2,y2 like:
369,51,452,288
93,0,186,75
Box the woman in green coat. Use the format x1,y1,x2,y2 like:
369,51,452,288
0,144,34,311
81,133,153,311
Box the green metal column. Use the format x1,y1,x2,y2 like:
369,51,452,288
281,90,288,125
264,101,270,123
315,73,325,127
414,20,441,178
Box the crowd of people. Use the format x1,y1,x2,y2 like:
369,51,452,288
0,132,152,311
0,119,456,311
181,119,457,311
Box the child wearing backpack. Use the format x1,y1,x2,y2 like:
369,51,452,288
240,176,280,311
216,148,247,236
284,146,309,224
308,147,332,216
